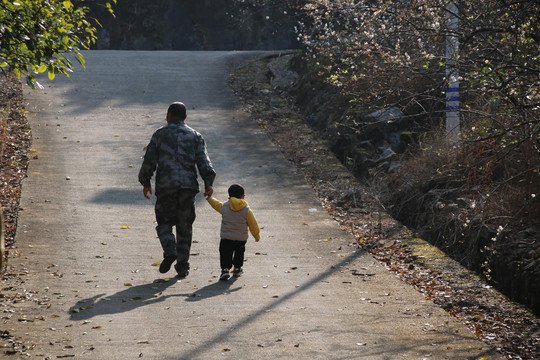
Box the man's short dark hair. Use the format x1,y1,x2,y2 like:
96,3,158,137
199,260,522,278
228,184,245,199
168,102,187,119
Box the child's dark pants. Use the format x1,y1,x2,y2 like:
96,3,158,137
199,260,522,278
219,239,247,270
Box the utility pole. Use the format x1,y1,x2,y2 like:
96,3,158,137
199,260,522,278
446,1,459,139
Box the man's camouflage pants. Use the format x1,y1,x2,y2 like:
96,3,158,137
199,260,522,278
154,189,197,273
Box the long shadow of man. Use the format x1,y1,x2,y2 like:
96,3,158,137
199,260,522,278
70,278,179,321
69,277,242,321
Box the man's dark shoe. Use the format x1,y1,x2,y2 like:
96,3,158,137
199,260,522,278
176,269,189,279
175,263,189,279
159,255,176,274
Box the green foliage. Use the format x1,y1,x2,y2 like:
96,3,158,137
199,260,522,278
0,0,115,89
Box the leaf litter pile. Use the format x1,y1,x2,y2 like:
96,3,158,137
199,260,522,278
0,73,31,251
228,54,539,359
0,73,33,356
0,59,537,358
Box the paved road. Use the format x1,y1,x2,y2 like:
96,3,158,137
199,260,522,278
5,51,503,359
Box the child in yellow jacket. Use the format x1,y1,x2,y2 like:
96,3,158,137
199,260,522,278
206,184,260,280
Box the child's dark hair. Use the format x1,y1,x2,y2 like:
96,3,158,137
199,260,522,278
228,184,245,199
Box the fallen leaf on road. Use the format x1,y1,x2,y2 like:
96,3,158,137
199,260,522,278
124,283,133,286
151,262,161,267
121,226,130,229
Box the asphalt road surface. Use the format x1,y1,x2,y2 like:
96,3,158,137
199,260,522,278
5,51,504,359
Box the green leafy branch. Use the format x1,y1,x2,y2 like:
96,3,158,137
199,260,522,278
0,0,115,89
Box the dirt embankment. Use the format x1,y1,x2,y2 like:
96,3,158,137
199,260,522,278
228,53,539,359
285,54,539,318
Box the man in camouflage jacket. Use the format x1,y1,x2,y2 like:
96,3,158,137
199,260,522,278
139,102,216,278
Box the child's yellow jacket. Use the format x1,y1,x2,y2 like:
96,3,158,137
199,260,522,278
207,196,260,241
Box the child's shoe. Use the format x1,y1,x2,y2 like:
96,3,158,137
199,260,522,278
220,268,230,281
232,267,243,277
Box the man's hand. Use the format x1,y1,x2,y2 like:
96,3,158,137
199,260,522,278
203,186,214,199
143,186,153,199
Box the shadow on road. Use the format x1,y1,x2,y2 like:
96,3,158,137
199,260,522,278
69,278,176,321
184,277,242,302
64,233,497,359
89,188,149,206
163,249,366,359
89,188,210,206
69,276,241,321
